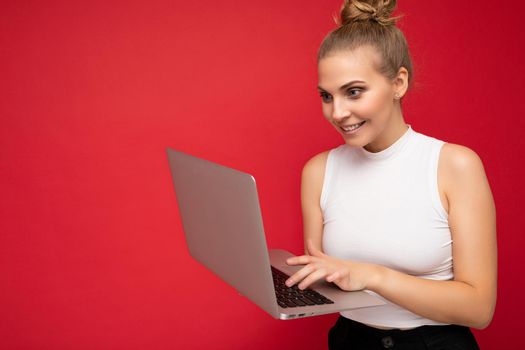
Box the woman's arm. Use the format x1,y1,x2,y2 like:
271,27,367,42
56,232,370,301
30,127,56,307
300,151,329,254
371,144,497,328
287,144,497,329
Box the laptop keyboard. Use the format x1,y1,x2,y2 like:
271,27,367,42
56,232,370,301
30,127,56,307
271,266,334,308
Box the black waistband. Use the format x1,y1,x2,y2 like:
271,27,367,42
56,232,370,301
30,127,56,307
336,315,467,340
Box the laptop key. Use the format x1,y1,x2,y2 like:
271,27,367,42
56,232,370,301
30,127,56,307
293,299,306,306
277,301,288,308
285,300,298,307
301,297,316,306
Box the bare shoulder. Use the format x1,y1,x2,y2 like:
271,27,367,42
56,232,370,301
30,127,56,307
303,150,330,173
440,143,486,178
301,150,330,198
439,143,492,204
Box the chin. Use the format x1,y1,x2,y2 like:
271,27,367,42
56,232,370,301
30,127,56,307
341,139,366,149
340,132,371,149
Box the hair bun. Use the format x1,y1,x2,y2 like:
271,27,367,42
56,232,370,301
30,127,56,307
337,0,399,26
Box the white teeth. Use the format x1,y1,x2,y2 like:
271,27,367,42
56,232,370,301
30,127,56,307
341,122,364,131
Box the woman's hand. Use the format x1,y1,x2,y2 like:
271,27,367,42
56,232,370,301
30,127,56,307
285,240,380,292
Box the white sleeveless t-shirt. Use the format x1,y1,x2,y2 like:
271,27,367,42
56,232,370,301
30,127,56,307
321,126,453,328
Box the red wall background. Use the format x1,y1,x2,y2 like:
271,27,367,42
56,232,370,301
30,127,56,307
1,0,523,348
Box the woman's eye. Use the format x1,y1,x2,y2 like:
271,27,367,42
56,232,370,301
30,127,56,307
346,88,362,98
319,92,332,103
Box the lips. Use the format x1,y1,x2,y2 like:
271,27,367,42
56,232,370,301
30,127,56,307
339,121,366,133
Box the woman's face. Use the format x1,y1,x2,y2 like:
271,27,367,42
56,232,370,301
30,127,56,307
317,46,406,152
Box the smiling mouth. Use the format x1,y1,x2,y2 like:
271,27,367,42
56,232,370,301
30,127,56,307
340,121,366,133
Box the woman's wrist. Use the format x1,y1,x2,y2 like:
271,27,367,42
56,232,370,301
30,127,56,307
364,263,387,292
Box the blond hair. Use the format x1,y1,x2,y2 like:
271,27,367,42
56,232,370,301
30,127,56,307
318,0,413,90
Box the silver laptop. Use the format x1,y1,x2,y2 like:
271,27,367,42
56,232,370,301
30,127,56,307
166,148,384,319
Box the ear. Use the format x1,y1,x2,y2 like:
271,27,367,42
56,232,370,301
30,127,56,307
392,67,409,99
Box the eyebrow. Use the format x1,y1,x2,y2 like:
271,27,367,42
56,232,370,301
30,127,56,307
317,80,366,92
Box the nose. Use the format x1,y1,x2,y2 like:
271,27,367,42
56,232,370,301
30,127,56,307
331,98,351,121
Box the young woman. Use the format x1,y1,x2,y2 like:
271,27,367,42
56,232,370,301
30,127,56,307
284,0,497,348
